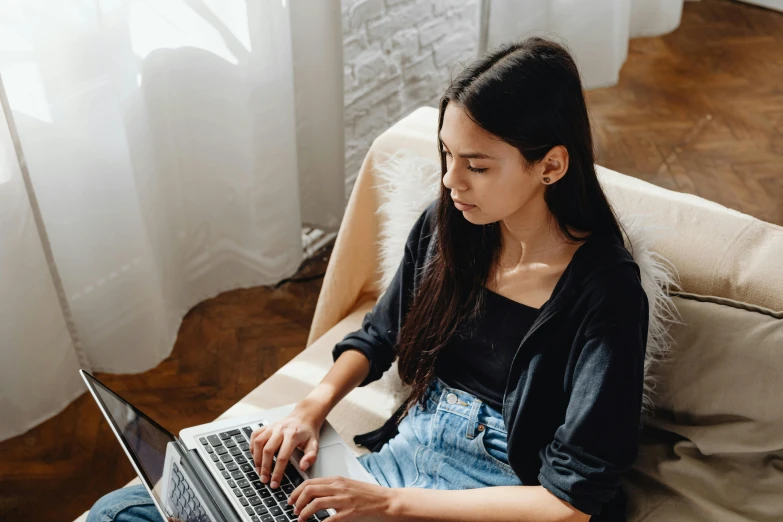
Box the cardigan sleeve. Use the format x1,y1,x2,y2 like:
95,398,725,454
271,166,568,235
537,264,650,516
331,205,433,387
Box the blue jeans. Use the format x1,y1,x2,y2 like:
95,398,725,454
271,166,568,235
86,484,161,522
357,375,522,489
88,376,520,520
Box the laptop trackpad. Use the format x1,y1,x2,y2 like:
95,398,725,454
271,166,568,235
307,444,377,484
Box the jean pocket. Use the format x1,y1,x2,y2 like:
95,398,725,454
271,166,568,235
476,428,515,473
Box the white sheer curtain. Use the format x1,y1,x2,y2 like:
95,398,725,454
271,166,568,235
484,0,684,89
0,0,344,442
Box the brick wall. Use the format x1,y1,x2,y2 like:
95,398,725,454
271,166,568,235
341,0,480,198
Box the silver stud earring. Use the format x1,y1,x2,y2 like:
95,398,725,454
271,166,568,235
543,177,550,184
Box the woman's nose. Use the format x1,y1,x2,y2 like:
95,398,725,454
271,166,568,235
442,164,466,191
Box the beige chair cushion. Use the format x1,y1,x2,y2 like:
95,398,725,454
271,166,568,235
626,296,783,522
649,298,782,454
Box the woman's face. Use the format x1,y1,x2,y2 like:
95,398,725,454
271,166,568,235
440,103,548,226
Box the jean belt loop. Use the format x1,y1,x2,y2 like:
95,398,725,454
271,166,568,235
431,377,442,399
465,398,481,440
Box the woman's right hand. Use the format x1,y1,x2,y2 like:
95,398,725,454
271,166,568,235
249,406,323,489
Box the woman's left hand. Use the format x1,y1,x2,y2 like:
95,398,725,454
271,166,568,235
287,476,398,522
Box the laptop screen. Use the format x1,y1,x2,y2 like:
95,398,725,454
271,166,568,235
82,371,175,507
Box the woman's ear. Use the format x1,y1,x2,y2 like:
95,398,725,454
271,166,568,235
540,145,569,184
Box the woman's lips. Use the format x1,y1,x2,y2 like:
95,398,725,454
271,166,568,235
453,199,476,211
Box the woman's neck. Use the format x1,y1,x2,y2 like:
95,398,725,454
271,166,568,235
497,213,568,270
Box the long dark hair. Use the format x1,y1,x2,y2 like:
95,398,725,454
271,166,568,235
393,37,631,419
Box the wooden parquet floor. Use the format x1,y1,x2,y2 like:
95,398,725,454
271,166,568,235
586,0,783,226
1,1,782,521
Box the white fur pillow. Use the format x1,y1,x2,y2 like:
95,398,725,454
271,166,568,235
371,148,682,418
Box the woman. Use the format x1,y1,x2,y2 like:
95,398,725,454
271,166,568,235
88,36,648,522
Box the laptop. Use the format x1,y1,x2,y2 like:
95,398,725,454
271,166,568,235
80,370,379,522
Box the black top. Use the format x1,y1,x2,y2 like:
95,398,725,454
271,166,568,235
435,288,542,412
332,200,649,521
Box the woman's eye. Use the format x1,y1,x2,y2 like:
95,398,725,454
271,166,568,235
444,150,486,173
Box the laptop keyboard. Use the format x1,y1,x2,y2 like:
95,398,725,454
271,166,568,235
171,462,209,522
200,425,332,522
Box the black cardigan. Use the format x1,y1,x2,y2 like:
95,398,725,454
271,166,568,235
332,200,649,521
